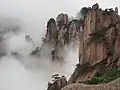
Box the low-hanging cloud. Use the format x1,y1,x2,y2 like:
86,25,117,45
0,0,119,90
0,8,79,90
0,16,79,90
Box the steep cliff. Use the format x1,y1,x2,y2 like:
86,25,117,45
33,3,120,90
69,4,120,84
62,4,120,88
36,13,82,61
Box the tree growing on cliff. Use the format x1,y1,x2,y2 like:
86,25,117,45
75,7,91,21
89,29,107,43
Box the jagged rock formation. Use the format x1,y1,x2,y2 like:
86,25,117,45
69,3,120,84
37,13,82,61
46,18,57,44
47,75,67,90
92,3,99,10
40,3,120,90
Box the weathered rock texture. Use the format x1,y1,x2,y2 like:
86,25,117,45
61,77,120,90
38,3,120,90
69,4,120,84
47,76,67,90
40,13,82,61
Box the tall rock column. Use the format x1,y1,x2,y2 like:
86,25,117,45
79,7,120,66
69,4,120,83
45,18,57,44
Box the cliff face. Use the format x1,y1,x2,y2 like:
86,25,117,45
69,4,120,84
33,3,120,90
40,13,82,61
79,6,120,66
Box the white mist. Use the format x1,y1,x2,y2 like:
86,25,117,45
0,0,119,90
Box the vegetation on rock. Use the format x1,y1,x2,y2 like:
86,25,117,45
89,29,107,43
85,68,120,84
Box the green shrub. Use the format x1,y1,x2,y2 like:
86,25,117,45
89,29,107,44
85,68,120,84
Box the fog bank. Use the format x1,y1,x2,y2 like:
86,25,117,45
0,0,119,90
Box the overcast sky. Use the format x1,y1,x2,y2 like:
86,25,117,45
0,0,119,16
0,0,119,32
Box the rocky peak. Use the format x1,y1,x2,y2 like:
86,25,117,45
56,13,69,27
31,3,120,90
34,13,82,61
92,3,99,10
115,7,118,14
68,19,81,44
69,4,120,84
47,75,67,90
45,18,57,44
